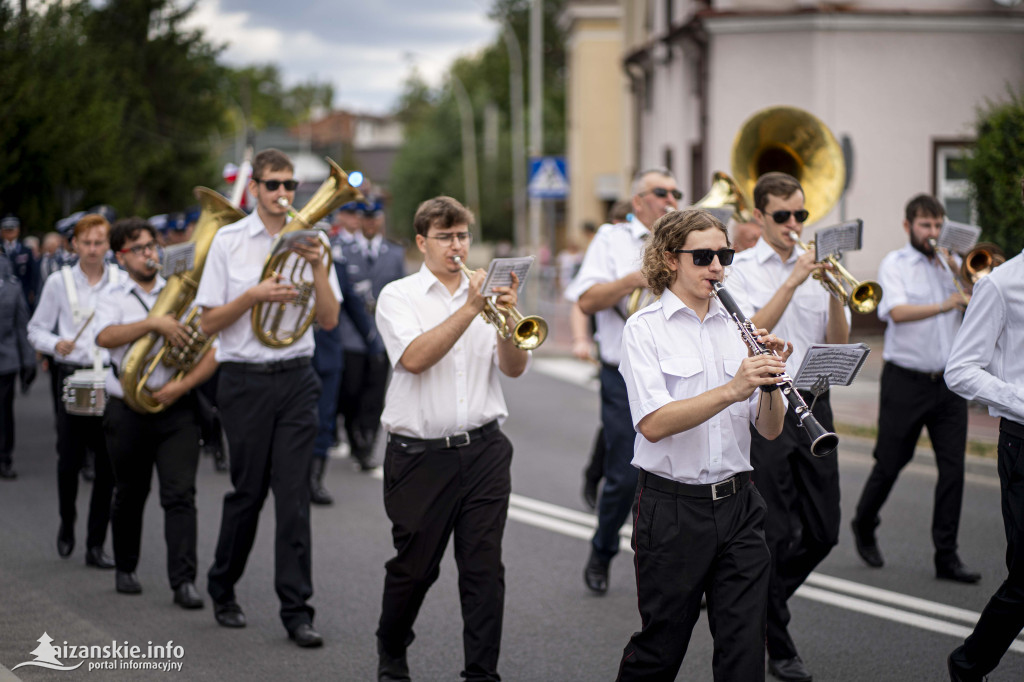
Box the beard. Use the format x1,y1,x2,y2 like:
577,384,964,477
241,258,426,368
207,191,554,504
128,266,157,284
910,232,935,257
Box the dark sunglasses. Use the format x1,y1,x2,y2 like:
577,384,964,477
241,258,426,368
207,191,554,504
765,209,809,224
672,248,735,266
254,178,299,191
641,187,683,201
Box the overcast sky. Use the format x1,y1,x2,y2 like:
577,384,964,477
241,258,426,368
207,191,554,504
182,0,500,114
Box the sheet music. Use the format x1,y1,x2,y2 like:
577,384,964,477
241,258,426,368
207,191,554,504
812,220,863,261
481,256,534,296
937,220,982,254
270,230,327,258
162,242,195,277
792,342,871,389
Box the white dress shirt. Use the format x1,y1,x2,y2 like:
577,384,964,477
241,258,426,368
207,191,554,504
376,264,529,439
877,243,961,373
945,250,1024,423
195,210,341,362
727,237,851,374
28,263,118,367
564,217,649,366
94,276,169,399
620,289,761,485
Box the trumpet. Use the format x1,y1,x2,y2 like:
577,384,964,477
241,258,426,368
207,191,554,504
788,231,882,314
962,242,1005,283
712,281,838,457
927,239,970,305
453,256,548,350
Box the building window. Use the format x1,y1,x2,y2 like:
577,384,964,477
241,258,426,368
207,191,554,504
933,142,973,223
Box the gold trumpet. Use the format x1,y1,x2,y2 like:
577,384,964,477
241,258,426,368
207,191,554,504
453,256,548,350
789,231,882,314
962,242,1005,283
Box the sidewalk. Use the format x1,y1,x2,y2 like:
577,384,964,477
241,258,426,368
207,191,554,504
531,294,1000,452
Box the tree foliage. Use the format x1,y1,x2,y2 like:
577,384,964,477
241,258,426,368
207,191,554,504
389,0,566,242
964,89,1024,256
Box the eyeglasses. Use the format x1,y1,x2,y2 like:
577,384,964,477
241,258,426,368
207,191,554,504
764,209,809,224
119,241,159,256
254,178,299,192
639,187,684,201
672,248,735,266
426,232,473,246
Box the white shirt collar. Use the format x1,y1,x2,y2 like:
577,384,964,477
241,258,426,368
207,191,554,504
752,236,803,266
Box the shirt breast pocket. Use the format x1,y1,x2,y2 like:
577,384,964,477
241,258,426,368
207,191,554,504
659,356,704,399
722,356,753,426
904,277,934,305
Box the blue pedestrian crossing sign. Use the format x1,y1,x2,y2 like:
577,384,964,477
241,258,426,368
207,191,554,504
528,156,569,199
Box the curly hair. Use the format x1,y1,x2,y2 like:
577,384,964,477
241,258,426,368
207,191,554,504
642,209,729,296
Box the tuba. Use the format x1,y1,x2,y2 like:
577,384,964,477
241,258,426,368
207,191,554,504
692,171,753,223
250,158,364,348
120,187,245,413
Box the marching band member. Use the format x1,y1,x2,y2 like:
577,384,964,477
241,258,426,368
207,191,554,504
615,208,788,681
565,167,681,595
95,217,216,608
945,180,1024,682
851,194,980,582
197,148,340,648
374,196,528,682
0,253,36,480
28,214,119,566
727,171,850,682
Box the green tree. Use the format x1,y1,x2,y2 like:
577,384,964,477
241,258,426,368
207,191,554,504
964,89,1024,255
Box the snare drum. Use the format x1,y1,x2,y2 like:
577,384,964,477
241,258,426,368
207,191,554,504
62,369,108,416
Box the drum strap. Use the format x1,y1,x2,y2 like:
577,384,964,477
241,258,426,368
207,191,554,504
61,266,85,327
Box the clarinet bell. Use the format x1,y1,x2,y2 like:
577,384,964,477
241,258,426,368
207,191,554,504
801,415,839,457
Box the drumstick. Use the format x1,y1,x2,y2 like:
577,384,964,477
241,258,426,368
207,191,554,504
70,312,96,345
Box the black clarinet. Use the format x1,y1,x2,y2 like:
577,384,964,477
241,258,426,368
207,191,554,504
711,281,839,457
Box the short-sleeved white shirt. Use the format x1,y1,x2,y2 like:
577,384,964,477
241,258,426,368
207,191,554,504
195,210,342,362
376,264,530,439
28,263,117,367
619,289,761,485
94,276,168,399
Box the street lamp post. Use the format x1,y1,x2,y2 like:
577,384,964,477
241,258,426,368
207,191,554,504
451,74,481,235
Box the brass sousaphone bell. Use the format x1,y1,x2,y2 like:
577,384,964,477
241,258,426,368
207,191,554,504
250,159,364,348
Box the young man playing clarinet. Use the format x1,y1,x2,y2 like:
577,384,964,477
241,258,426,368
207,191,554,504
727,171,849,682
945,178,1024,682
851,194,979,582
615,208,789,681
373,196,528,682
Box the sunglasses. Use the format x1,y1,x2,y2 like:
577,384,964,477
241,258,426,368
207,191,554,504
672,248,735,266
254,178,299,192
640,187,684,201
764,209,809,224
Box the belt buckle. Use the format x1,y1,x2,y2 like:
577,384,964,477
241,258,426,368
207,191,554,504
446,431,471,448
712,477,736,500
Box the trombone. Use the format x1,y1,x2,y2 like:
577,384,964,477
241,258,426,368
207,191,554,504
453,256,548,350
788,231,882,314
927,238,970,306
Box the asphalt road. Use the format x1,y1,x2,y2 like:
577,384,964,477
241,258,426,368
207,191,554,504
1,358,1021,681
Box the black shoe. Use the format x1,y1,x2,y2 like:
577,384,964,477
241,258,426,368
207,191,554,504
81,461,95,483
213,601,246,628
937,557,981,584
582,477,598,511
583,552,609,594
947,652,987,681
353,449,377,472
173,582,204,609
85,546,115,569
768,655,813,682
377,639,411,682
57,523,75,558
115,571,142,594
0,460,17,480
288,623,323,648
211,448,228,473
851,518,884,568
310,458,334,506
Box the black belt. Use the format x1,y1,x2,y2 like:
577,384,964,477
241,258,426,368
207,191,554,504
1001,418,1024,440
388,420,500,450
888,361,944,383
220,357,311,374
638,469,751,501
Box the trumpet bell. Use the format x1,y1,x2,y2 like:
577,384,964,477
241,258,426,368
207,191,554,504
962,242,1006,283
508,313,548,351
849,280,882,315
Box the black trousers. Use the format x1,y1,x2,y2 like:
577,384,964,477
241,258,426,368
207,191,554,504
0,371,14,460
377,428,513,682
750,391,840,660
616,473,770,682
207,363,319,632
855,362,968,559
103,395,199,589
338,350,389,456
55,363,114,550
950,419,1024,678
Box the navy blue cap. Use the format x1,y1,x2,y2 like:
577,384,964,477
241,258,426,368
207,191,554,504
184,207,200,225
56,211,86,237
361,200,383,216
338,201,361,212
87,205,118,223
165,212,187,231
1,214,20,229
